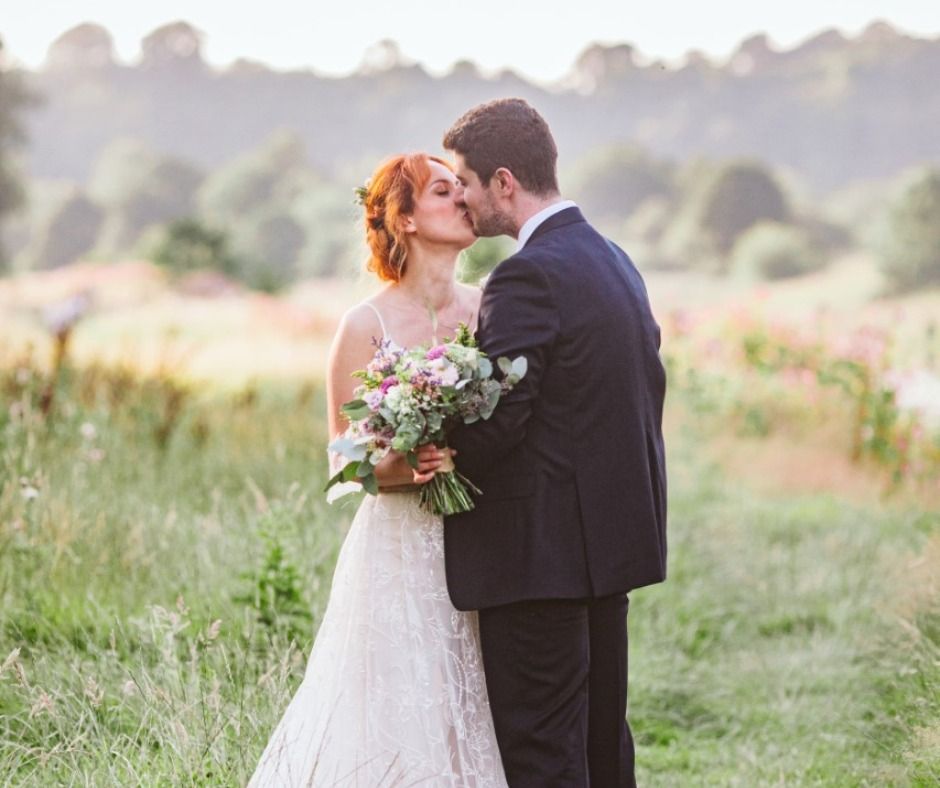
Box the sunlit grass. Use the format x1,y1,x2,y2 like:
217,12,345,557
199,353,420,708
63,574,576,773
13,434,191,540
0,259,937,784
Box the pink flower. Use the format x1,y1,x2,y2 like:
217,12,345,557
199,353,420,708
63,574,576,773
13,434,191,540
425,345,447,360
380,376,399,394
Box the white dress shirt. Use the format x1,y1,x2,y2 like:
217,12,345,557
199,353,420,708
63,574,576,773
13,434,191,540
516,200,578,251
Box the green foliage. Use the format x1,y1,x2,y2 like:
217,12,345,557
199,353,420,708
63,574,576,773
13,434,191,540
20,186,103,270
880,168,940,293
698,160,790,255
293,185,359,278
730,221,825,280
457,236,512,285
234,211,304,292
197,130,307,226
147,217,239,277
656,159,794,273
233,506,312,647
197,131,341,288
0,37,36,270
89,138,204,256
565,144,674,226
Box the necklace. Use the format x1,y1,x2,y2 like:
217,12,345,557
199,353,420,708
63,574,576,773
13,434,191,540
392,286,458,317
387,287,474,340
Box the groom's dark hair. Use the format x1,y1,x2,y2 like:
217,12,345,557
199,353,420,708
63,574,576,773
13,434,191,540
443,98,559,196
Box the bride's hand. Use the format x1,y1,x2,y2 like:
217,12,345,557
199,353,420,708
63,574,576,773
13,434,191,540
374,445,454,487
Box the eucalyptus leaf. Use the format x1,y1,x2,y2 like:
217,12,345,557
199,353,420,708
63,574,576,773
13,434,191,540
478,357,492,377
512,356,528,379
361,473,379,495
341,399,368,413
324,468,346,491
342,402,371,421
498,357,513,375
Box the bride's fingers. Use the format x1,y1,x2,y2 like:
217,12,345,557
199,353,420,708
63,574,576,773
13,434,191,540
413,470,435,484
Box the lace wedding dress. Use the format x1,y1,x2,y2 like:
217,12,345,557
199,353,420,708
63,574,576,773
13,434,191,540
249,304,506,787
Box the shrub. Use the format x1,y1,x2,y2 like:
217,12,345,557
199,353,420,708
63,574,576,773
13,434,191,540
879,168,940,292
730,222,825,280
147,218,239,277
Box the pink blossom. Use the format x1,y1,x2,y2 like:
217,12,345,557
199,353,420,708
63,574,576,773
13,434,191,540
380,376,399,394
426,345,447,360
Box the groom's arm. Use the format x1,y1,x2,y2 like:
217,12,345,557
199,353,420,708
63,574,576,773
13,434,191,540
449,255,559,483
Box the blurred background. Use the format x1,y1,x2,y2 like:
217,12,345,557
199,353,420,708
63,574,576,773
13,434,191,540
0,3,938,785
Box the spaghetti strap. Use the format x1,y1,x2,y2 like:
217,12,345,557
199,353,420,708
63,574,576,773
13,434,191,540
362,301,390,342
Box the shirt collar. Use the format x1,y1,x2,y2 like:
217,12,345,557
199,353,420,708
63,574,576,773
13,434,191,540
516,200,578,251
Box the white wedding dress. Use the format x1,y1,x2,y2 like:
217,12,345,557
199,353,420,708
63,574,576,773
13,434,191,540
249,305,507,787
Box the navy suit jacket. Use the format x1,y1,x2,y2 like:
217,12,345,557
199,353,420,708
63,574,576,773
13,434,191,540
443,207,667,611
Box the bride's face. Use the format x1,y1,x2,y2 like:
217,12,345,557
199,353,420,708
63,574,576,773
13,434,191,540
404,160,476,249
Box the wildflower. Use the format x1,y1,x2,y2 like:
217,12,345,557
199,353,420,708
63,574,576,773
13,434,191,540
1,647,21,679
84,677,104,708
30,691,55,718
205,619,222,642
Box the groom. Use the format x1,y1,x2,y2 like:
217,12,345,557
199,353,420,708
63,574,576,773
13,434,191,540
442,99,667,787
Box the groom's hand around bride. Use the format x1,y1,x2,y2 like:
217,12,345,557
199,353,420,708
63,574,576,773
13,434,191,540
374,444,457,488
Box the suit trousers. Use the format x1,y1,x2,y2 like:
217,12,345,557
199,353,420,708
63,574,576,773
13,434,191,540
477,593,635,787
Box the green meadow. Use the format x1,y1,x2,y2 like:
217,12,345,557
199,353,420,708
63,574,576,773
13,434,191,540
0,260,938,786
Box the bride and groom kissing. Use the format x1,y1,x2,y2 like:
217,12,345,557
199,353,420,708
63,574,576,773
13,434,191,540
249,98,667,787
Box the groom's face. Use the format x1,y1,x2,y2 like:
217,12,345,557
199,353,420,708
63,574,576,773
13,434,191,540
453,154,515,238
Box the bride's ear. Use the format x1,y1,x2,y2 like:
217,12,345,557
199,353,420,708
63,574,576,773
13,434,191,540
402,215,417,234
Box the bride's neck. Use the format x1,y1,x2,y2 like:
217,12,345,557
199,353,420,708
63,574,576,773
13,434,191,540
394,246,460,312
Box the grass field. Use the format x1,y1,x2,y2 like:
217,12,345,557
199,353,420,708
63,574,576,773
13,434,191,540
1,257,938,785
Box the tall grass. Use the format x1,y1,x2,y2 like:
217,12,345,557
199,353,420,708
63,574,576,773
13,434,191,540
0,350,936,785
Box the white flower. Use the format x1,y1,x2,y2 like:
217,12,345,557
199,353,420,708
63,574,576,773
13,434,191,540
888,368,940,427
370,443,391,462
428,358,460,386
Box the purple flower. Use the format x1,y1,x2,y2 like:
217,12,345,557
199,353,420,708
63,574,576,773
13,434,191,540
380,376,399,394
426,345,447,360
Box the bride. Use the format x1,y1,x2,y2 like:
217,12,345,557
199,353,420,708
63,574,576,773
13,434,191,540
248,153,507,786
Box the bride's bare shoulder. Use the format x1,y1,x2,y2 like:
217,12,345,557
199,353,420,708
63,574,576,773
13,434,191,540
332,301,384,349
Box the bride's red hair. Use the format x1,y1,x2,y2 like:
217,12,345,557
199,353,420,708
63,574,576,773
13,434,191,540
362,153,453,282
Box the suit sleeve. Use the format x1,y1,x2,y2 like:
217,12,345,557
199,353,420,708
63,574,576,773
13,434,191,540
449,255,559,483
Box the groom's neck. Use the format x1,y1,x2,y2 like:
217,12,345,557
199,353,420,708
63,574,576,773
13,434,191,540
511,192,563,238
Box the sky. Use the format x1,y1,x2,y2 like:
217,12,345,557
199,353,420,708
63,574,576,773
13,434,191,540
2,1,938,83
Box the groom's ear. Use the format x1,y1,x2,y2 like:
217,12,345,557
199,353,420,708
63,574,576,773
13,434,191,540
492,167,515,198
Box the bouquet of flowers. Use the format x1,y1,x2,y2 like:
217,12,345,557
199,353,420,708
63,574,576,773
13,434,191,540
325,323,526,515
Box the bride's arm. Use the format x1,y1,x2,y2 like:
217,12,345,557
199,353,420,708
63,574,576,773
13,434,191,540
326,305,443,489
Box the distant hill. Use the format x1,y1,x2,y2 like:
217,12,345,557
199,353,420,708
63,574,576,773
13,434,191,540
14,19,940,192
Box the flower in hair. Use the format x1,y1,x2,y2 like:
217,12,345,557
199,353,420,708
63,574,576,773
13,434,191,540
353,180,371,206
